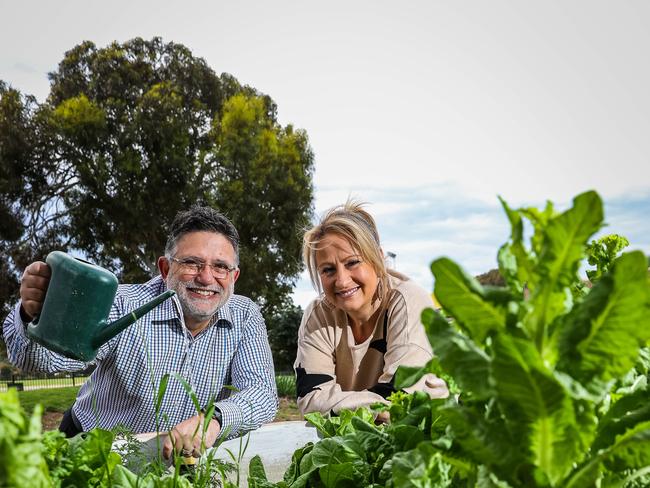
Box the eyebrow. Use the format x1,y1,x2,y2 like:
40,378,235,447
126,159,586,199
180,256,234,267
317,254,361,268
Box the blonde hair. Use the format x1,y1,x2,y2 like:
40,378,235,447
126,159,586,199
302,200,390,303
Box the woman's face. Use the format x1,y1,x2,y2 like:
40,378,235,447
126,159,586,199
315,233,379,324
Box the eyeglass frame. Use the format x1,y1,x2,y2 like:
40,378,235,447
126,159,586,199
167,256,238,279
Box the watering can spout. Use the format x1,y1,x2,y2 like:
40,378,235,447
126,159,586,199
91,290,176,349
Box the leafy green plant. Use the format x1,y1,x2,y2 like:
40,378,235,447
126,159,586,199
0,374,244,487
585,233,630,283
247,400,462,487
406,190,650,486
0,389,51,487
43,428,122,486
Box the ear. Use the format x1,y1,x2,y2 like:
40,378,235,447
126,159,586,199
231,268,240,284
158,256,170,279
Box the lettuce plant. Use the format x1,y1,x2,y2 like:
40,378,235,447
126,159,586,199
0,389,51,487
410,190,650,486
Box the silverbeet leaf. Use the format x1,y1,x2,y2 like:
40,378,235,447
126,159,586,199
491,333,585,485
431,257,506,342
524,191,603,350
422,308,493,400
557,251,650,392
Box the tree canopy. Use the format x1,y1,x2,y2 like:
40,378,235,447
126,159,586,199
0,37,314,318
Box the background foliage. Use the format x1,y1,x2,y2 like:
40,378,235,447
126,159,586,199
0,38,312,359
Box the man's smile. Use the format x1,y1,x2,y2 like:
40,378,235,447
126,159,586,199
187,286,220,297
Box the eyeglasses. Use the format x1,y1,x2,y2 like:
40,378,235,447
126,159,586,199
169,257,237,279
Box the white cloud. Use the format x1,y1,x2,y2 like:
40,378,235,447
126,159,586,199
1,0,649,308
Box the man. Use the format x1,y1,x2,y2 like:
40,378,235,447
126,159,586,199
2,206,278,458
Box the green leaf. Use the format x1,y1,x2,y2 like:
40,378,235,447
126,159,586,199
390,443,454,487
389,424,425,452
322,408,376,437
173,373,202,414
0,390,52,487
431,258,506,342
154,372,170,415
524,191,603,351
56,429,122,486
557,251,650,391
394,364,428,390
299,449,317,480
476,466,516,488
538,191,602,287
282,442,314,484
310,437,363,468
422,309,493,400
585,234,630,282
498,196,534,292
491,333,584,484
319,461,369,487
304,411,340,438
521,201,556,259
565,421,650,488
593,386,650,453
439,403,516,470
111,464,140,487
249,454,277,488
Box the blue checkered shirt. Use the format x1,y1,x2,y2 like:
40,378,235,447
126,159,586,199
3,275,278,437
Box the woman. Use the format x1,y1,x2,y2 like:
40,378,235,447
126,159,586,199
294,201,448,418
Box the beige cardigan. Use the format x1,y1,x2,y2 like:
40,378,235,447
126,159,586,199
294,270,440,415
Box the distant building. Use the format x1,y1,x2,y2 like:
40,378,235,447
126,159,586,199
474,268,505,287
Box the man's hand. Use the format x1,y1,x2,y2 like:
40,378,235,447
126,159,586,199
20,261,51,321
162,413,221,460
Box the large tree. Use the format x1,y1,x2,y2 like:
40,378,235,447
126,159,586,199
0,37,313,319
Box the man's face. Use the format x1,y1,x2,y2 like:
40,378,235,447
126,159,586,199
159,231,239,333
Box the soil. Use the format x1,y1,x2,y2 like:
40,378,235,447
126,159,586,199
41,396,302,431
42,411,64,431
274,396,303,422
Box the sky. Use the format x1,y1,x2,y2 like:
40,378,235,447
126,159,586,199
2,0,649,308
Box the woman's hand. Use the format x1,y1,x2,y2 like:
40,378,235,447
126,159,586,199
403,373,450,399
424,375,450,399
375,410,391,424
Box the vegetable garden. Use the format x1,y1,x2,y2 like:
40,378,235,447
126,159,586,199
2,190,650,487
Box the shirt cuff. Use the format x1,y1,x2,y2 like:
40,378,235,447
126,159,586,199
213,400,244,439
12,302,31,344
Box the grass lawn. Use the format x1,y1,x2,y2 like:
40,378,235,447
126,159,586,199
15,383,301,430
18,385,79,414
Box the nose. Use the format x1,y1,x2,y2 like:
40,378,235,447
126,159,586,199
194,265,216,284
334,264,351,287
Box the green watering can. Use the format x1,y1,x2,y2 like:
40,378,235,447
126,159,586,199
27,251,175,361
